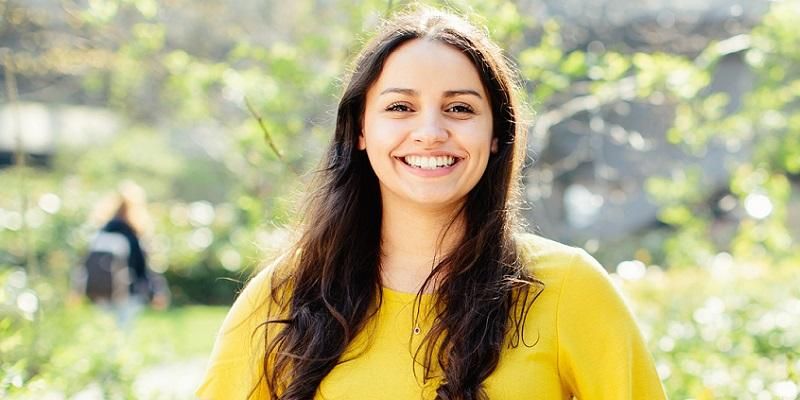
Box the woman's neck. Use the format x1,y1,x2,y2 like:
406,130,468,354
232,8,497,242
379,200,464,294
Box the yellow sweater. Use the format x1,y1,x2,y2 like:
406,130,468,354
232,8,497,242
196,234,667,399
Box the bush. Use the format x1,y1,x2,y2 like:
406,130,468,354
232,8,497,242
618,254,800,400
0,268,141,399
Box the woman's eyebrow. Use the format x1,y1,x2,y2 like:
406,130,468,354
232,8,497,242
379,88,483,99
380,88,417,96
443,89,483,99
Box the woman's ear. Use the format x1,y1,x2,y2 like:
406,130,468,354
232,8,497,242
358,132,367,150
491,137,498,153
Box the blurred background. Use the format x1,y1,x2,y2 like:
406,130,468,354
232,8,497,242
1,0,798,398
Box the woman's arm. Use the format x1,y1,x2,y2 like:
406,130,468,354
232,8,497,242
557,250,667,399
196,265,275,400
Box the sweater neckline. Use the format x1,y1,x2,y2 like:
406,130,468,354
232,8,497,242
381,286,433,303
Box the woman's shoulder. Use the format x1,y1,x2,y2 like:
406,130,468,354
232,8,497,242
514,232,583,260
513,232,603,284
514,233,668,398
197,250,296,377
196,254,292,400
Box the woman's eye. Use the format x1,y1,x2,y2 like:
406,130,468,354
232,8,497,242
446,104,474,113
386,102,412,112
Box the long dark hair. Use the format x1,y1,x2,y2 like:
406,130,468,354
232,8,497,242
260,7,540,400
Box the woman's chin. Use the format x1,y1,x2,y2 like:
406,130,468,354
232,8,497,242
394,191,466,212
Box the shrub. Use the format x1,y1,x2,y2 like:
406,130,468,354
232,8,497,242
618,254,800,400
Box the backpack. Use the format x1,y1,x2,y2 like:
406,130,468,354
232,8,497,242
82,231,132,303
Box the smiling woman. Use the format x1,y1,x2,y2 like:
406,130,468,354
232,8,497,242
197,7,667,400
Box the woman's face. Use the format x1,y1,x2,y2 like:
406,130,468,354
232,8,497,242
360,39,496,212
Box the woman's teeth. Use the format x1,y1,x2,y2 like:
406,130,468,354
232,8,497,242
403,155,456,169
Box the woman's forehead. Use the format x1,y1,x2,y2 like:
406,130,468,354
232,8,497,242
368,39,488,99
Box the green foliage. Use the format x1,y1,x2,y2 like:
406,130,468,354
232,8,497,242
633,52,710,100
621,256,800,399
1,268,138,399
642,1,799,268
1,266,228,398
518,20,570,102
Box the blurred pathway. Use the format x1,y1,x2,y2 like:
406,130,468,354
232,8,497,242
134,357,207,399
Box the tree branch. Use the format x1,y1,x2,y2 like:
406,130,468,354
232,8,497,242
529,34,751,154
244,96,284,162
529,76,637,152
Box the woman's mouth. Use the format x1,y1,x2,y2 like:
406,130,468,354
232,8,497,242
399,155,459,170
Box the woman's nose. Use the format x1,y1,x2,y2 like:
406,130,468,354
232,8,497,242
410,112,448,146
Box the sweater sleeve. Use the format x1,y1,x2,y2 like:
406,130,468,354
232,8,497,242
557,249,666,399
196,265,275,400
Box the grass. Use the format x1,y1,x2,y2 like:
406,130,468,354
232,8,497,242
131,305,229,362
